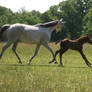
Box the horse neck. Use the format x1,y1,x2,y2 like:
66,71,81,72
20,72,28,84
47,26,56,33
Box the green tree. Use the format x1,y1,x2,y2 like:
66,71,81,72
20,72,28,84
83,8,92,37
59,0,92,39
40,11,53,22
0,6,13,26
13,9,41,25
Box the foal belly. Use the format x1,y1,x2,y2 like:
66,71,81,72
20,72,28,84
70,43,81,50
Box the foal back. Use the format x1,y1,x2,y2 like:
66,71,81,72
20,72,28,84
60,38,82,51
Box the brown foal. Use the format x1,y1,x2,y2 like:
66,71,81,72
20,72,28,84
50,35,92,67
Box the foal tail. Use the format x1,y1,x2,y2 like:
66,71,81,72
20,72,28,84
0,24,10,39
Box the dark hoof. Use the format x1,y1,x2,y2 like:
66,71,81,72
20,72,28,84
54,61,58,64
0,55,2,59
49,61,53,64
19,61,22,64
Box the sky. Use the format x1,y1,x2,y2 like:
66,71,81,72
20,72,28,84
0,0,63,13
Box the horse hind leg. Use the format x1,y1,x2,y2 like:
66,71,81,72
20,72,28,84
12,42,22,64
27,43,41,64
42,42,58,64
0,41,12,59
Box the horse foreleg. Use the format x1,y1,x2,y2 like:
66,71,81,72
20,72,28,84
49,49,60,64
79,50,91,67
42,42,58,64
12,42,22,64
0,41,12,59
27,44,41,64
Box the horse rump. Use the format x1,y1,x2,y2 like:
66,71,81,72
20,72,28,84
0,24,10,39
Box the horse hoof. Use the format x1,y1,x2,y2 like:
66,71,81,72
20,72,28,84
49,61,52,64
54,62,58,64
19,62,22,64
19,61,22,64
27,62,30,65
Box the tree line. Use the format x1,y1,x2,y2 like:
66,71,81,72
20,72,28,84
0,0,92,41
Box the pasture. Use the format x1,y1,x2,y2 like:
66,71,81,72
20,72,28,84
0,43,92,92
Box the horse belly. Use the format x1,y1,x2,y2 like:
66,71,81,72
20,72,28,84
20,31,41,44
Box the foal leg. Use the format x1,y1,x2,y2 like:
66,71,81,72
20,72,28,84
59,48,68,66
42,42,58,64
12,42,22,64
27,43,41,64
79,50,91,67
0,41,12,59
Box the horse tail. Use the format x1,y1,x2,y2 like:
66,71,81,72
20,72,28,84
0,24,10,39
55,40,61,44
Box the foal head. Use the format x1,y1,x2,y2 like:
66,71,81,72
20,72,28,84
79,35,92,44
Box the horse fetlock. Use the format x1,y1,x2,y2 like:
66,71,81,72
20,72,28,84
19,60,22,64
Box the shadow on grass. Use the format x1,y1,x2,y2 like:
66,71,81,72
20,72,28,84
0,63,90,68
64,66,89,68
0,63,59,67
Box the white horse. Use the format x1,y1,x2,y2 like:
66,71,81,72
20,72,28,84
0,20,64,64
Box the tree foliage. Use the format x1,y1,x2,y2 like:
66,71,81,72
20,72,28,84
83,8,92,36
59,0,92,39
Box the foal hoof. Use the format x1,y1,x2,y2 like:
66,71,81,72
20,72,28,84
88,65,92,68
0,55,2,59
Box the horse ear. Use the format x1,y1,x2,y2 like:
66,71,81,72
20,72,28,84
59,19,66,24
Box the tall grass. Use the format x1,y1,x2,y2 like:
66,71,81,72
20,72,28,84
0,43,92,92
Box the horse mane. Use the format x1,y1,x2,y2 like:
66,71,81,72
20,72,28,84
39,20,58,28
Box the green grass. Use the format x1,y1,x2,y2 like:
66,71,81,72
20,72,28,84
0,43,92,92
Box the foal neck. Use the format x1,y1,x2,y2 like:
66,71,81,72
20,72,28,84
78,36,91,44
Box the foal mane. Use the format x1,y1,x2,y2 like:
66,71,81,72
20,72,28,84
76,35,91,43
39,20,58,28
77,35,88,40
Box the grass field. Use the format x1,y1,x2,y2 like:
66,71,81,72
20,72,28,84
0,43,92,92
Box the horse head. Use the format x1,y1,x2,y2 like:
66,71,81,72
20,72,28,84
56,19,65,32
